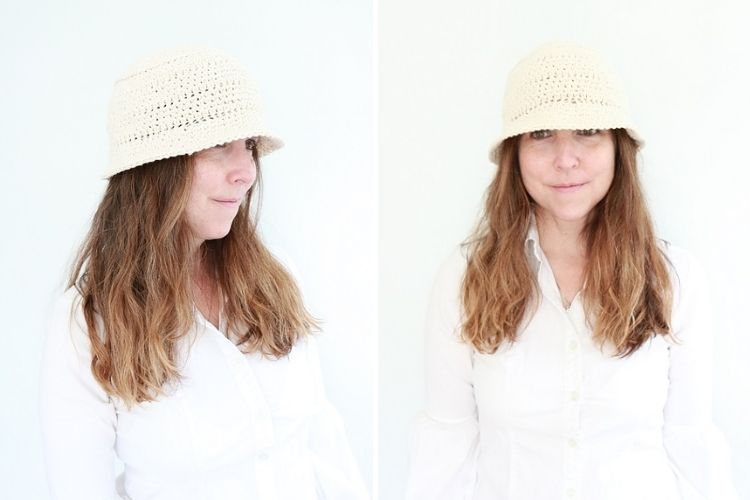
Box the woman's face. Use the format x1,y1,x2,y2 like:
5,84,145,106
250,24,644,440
518,129,615,224
185,138,257,245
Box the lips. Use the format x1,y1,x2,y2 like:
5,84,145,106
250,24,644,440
550,182,587,193
212,198,242,206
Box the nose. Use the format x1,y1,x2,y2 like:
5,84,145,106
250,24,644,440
552,134,579,170
227,141,257,186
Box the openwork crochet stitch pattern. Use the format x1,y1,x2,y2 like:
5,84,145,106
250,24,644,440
105,46,282,178
490,42,642,163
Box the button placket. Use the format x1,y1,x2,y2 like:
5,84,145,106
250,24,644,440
562,306,583,500
194,313,280,499
207,324,277,482
210,333,275,445
228,352,278,500
255,452,278,500
535,243,585,499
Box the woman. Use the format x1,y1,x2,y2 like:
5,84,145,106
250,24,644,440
406,42,737,500
40,46,368,500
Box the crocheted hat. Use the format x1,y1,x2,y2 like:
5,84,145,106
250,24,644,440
105,46,283,178
489,42,642,163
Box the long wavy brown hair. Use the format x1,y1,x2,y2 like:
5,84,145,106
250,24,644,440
69,152,317,406
462,129,672,357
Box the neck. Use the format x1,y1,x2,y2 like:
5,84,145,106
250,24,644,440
191,246,214,289
535,210,588,260
190,236,205,260
192,250,219,313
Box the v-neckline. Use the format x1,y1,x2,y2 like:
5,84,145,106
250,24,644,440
195,305,227,337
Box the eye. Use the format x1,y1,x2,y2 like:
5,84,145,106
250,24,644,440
245,138,257,151
529,130,552,140
577,129,600,136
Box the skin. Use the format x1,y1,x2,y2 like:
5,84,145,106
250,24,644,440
186,138,258,245
518,129,616,307
186,137,258,328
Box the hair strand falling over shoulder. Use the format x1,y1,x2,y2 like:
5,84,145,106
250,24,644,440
69,154,317,407
461,129,672,357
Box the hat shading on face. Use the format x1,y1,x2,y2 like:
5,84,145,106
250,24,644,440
489,42,642,163
105,46,283,178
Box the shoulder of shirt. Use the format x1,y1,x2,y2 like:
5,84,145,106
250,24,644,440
268,246,302,279
435,240,702,288
658,239,705,285
47,286,84,333
431,245,470,294
657,240,710,322
293,331,317,354
42,286,98,376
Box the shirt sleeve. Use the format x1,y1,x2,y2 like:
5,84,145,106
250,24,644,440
39,289,123,500
662,246,738,500
306,337,370,500
405,249,479,500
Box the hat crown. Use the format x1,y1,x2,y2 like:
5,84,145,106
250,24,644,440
105,46,282,178
489,41,642,162
503,42,627,125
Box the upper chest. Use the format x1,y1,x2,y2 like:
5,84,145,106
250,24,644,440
545,254,586,303
112,324,320,472
472,296,672,430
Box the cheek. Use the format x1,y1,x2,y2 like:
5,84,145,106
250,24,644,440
184,174,215,227
593,152,616,191
186,170,220,208
184,192,204,232
518,158,545,197
186,180,205,210
518,146,547,182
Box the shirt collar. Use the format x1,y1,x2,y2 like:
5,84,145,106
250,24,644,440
525,214,543,274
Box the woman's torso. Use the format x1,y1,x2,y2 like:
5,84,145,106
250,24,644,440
469,237,682,500
112,311,324,500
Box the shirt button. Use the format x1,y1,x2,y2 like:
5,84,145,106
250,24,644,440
566,487,576,497
257,452,269,461
568,340,578,350
570,391,580,402
568,438,577,448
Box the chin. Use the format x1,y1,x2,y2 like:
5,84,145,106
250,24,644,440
201,227,233,241
546,206,595,222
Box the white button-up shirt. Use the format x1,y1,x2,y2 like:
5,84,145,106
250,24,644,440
40,288,368,500
406,224,737,500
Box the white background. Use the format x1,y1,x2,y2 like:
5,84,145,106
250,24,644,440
0,0,374,498
380,0,750,498
3,0,750,498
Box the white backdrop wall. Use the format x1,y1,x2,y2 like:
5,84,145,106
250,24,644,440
0,0,374,498
379,0,750,498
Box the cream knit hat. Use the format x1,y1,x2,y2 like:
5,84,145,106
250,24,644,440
489,42,642,163
105,46,282,178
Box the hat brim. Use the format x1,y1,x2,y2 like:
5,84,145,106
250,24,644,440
488,127,644,165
